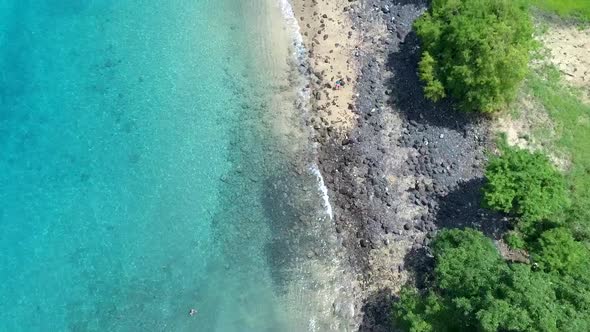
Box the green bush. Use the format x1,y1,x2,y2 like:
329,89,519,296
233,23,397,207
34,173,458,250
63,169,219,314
483,142,569,225
432,229,504,298
393,288,447,332
393,229,590,331
478,264,559,332
533,228,590,275
552,274,590,330
566,205,590,240
505,230,527,249
393,229,505,331
414,0,533,112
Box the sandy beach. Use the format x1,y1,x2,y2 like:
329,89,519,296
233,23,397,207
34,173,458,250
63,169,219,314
292,0,359,135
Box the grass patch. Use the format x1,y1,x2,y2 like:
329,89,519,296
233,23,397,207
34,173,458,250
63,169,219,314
529,0,590,22
526,65,590,237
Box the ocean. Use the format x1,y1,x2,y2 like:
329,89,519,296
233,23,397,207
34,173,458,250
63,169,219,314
0,0,342,331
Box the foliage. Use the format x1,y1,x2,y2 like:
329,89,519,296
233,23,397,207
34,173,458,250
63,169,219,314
394,229,504,331
505,230,527,249
414,0,533,112
552,274,590,330
532,227,590,275
393,229,590,332
432,229,504,298
483,140,569,225
478,264,559,332
393,288,447,332
417,52,445,101
526,66,590,239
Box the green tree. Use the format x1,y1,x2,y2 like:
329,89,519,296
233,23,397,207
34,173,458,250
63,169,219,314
393,288,447,332
418,52,445,101
478,264,559,332
532,228,590,275
393,229,505,331
483,142,569,226
504,230,527,249
553,274,590,330
392,229,590,331
414,0,533,112
432,229,504,298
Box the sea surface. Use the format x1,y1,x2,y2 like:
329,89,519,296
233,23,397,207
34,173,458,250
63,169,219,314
0,1,341,331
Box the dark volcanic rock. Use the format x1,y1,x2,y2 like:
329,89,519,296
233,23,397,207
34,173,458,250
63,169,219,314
311,0,500,330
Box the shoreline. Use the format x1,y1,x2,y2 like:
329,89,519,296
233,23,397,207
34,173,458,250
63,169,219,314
292,0,359,135
292,0,499,330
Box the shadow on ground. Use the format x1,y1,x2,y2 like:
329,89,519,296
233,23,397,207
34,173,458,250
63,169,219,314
434,177,509,239
402,245,434,290
359,288,397,332
392,179,509,330
385,31,482,131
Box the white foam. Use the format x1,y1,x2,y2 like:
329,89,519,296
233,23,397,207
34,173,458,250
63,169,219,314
309,164,334,220
277,0,334,221
278,0,312,109
278,0,307,64
308,317,317,332
277,0,334,222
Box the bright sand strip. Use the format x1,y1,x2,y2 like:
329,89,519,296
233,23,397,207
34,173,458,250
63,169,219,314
541,22,590,103
292,0,359,134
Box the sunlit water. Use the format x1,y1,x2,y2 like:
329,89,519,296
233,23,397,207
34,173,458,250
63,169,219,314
0,1,343,331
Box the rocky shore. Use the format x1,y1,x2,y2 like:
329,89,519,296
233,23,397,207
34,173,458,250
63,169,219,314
293,0,508,330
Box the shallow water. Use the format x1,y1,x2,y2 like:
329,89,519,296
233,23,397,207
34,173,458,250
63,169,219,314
0,1,339,331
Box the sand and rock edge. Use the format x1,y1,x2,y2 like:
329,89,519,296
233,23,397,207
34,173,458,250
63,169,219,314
292,0,503,330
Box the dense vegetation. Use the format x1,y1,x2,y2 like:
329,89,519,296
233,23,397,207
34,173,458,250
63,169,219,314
393,228,590,331
483,140,569,228
414,0,534,112
393,141,590,331
392,1,590,331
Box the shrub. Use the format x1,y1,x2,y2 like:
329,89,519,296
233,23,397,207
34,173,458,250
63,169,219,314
478,264,559,332
392,229,590,331
414,0,533,112
553,274,590,330
432,229,504,298
417,52,445,101
505,230,527,249
393,229,505,331
483,142,569,225
393,288,446,332
565,201,590,240
532,228,590,275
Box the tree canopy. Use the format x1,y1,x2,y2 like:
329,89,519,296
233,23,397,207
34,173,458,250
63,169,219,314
393,229,590,332
532,227,590,275
432,229,504,298
414,0,533,112
483,142,569,226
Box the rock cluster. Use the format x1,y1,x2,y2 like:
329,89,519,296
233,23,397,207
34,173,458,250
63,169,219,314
309,0,508,330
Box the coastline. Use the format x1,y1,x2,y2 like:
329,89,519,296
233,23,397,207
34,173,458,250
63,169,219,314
292,0,359,135
291,0,499,330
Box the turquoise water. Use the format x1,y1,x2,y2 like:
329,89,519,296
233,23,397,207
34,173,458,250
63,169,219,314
0,1,332,330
